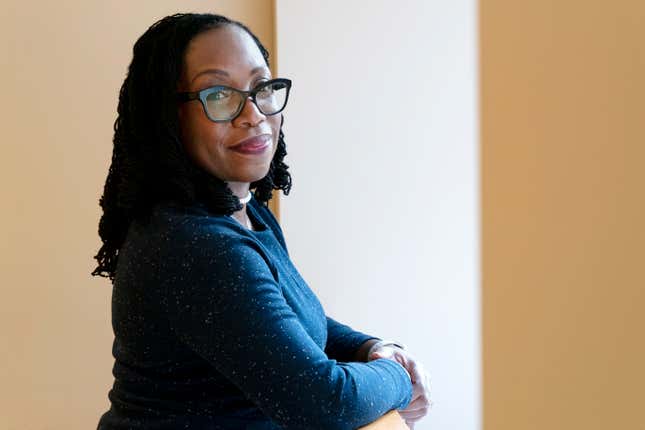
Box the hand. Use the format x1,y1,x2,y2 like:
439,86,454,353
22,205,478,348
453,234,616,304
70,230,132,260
368,346,433,429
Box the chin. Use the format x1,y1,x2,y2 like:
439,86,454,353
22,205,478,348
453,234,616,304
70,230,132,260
234,166,271,183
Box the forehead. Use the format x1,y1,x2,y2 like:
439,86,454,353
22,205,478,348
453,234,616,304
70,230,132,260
182,25,267,83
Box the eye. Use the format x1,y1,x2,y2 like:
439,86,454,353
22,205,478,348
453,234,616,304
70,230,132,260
210,88,233,101
256,81,277,98
257,85,272,95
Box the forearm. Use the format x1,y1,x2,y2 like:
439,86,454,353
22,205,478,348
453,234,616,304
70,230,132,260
354,338,381,362
325,316,383,362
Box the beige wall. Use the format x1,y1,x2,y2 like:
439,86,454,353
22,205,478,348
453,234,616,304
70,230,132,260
4,0,644,428
0,2,274,428
482,1,644,429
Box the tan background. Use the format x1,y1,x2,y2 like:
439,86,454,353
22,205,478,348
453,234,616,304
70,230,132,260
2,0,644,429
482,1,644,429
0,1,274,428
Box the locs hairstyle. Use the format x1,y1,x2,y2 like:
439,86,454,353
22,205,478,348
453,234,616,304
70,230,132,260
92,13,292,281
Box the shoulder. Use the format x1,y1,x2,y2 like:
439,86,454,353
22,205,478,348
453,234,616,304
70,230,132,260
148,201,274,270
150,200,244,242
146,203,281,299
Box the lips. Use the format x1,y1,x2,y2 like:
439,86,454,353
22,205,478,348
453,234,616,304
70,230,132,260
230,134,271,154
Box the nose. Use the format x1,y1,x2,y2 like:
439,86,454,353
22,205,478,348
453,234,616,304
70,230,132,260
233,96,266,127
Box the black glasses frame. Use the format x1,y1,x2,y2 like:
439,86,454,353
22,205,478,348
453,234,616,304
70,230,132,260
176,78,292,123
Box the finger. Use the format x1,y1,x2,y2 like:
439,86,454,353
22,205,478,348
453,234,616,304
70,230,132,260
393,350,411,366
405,359,426,386
401,395,429,412
383,351,413,382
410,368,424,386
403,386,422,407
421,372,432,398
399,408,428,421
401,404,430,418
393,352,423,385
408,362,431,395
371,346,397,360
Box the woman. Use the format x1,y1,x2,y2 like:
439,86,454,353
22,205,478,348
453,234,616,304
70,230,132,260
94,12,431,430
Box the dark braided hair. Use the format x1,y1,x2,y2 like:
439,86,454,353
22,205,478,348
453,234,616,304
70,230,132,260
92,13,292,282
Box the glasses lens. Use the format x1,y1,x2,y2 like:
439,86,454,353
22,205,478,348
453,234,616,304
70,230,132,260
256,81,289,115
205,88,242,120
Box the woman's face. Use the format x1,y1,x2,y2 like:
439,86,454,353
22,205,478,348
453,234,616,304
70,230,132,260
177,25,281,185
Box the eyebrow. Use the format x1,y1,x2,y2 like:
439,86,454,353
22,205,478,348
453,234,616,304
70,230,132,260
191,66,268,83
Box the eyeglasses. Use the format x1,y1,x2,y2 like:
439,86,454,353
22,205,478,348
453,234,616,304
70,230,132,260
176,78,292,123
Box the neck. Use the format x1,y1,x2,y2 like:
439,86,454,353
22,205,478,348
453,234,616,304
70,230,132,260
227,181,250,200
227,182,252,227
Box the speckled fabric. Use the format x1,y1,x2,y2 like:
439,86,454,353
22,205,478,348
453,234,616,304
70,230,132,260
97,192,412,429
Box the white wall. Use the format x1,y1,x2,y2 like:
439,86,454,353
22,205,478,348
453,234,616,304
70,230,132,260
275,1,480,429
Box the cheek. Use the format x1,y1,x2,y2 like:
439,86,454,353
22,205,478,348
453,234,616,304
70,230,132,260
270,115,282,144
180,114,229,165
179,106,204,148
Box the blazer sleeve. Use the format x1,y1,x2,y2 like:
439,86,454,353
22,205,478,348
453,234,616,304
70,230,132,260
254,200,384,364
159,220,413,430
325,316,382,363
